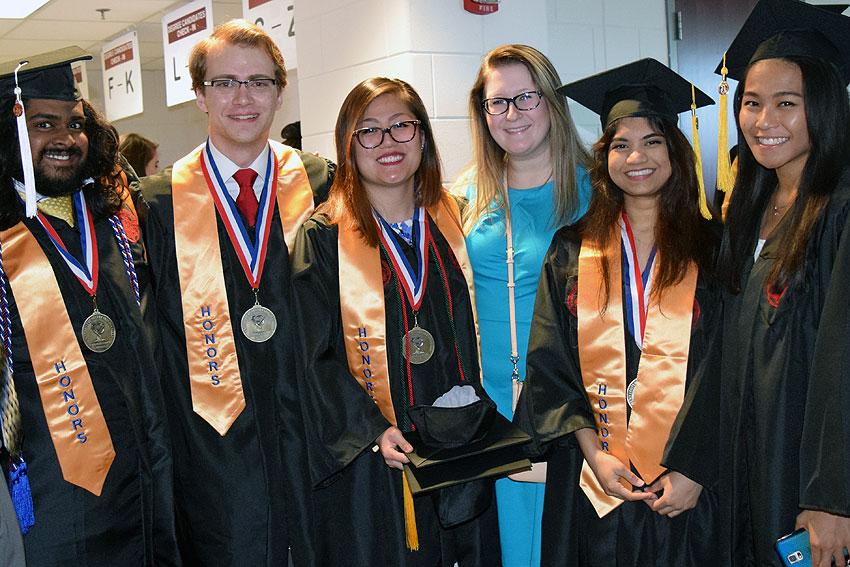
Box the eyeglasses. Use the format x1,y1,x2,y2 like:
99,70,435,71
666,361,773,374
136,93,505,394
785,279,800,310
201,78,277,92
481,91,544,115
353,120,422,149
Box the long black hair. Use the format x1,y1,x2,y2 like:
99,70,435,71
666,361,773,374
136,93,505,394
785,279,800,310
0,96,124,230
719,56,850,293
581,115,718,308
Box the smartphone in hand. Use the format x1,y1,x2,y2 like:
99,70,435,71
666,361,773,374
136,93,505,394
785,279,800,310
775,528,811,567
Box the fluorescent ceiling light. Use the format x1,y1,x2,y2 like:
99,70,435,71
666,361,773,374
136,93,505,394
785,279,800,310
0,0,51,19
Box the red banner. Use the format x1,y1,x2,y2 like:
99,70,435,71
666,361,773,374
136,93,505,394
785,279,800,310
103,42,133,71
167,7,208,44
248,0,274,8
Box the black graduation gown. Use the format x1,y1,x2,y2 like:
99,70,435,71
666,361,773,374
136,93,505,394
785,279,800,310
719,171,850,565
290,213,501,567
5,205,178,565
139,151,331,567
514,226,722,567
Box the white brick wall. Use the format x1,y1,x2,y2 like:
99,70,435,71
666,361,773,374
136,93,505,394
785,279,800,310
296,0,670,181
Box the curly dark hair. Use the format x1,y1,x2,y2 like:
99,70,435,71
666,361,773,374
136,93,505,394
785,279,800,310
0,96,123,230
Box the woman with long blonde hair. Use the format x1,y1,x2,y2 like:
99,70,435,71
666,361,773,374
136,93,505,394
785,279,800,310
451,44,591,566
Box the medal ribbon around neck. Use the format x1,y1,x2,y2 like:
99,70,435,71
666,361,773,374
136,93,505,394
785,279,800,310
0,216,116,496
201,142,276,290
576,227,696,518
620,213,656,350
375,207,429,311
32,190,99,299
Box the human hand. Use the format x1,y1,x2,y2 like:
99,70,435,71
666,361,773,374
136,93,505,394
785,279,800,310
376,426,412,470
646,471,702,518
796,510,850,567
585,450,657,502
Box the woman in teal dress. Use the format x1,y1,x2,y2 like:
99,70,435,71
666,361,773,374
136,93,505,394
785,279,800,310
452,44,591,567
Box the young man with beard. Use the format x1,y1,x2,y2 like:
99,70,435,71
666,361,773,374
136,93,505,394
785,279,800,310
140,20,332,566
0,48,178,564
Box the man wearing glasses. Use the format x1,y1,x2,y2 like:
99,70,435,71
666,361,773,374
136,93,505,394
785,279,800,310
141,19,332,566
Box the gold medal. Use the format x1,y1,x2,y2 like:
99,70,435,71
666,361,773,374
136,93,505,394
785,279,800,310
402,325,434,365
81,309,116,353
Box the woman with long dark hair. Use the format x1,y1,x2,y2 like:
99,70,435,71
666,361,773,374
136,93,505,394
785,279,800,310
716,1,850,565
290,77,500,566
514,59,722,566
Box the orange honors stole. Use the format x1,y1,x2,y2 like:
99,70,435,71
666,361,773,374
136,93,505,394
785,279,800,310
576,233,697,517
171,141,314,435
337,193,481,425
0,223,115,495
337,193,479,551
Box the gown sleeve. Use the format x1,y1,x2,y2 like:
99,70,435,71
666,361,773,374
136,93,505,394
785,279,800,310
798,188,850,516
661,277,723,490
513,227,594,454
289,218,394,487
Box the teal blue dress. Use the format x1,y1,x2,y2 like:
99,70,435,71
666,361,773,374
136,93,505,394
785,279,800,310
462,169,591,567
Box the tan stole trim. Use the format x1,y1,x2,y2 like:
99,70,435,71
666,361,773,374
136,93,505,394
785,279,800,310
338,194,481,425
172,143,314,435
577,235,696,517
1,223,115,495
269,141,316,256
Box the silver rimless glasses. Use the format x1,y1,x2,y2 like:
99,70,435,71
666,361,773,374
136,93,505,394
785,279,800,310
481,90,544,115
353,120,422,149
201,78,278,92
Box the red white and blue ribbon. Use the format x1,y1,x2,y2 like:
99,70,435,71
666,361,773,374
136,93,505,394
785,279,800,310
201,142,276,289
375,206,429,311
620,212,656,350
34,190,99,298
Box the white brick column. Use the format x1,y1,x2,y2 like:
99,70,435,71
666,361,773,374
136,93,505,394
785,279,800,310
294,0,667,180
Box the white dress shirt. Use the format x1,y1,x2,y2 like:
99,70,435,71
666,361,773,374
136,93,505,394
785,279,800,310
206,140,270,201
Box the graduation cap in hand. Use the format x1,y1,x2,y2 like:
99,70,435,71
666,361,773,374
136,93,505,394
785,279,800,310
403,397,532,495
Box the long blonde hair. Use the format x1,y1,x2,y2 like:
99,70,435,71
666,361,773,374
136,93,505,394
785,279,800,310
461,44,590,233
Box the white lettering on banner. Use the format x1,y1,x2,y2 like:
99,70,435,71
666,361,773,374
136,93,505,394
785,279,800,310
101,31,143,121
162,0,214,107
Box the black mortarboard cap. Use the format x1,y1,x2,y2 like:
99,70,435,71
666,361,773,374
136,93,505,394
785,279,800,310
716,0,850,83
0,46,91,102
558,58,714,128
403,402,532,496
0,46,92,218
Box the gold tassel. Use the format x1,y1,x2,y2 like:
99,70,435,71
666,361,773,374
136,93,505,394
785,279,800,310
716,53,736,194
691,84,712,220
403,473,419,551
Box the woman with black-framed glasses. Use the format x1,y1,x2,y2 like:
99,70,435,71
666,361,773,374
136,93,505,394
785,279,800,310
451,44,591,567
290,77,501,566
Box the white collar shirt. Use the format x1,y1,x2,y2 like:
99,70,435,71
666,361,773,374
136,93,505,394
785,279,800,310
206,140,270,202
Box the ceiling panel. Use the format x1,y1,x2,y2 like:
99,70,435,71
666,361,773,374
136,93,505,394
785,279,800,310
0,0,246,70
0,20,24,35
33,0,177,23
6,19,131,41
0,38,88,62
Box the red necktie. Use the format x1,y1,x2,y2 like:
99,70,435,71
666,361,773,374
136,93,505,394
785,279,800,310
233,168,259,228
